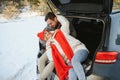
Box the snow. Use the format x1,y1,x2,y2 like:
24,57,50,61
0,14,47,80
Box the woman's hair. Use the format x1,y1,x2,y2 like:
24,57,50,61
45,12,56,21
37,31,45,40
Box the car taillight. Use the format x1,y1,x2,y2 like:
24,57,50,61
95,51,118,64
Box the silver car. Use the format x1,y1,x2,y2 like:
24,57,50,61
43,0,120,80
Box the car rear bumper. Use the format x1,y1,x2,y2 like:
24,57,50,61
87,74,110,80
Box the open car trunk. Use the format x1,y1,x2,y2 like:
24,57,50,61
48,0,113,60
68,17,103,60
47,0,112,77
66,16,106,76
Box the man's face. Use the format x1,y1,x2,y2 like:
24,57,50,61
46,17,58,28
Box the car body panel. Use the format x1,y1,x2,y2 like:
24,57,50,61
108,12,120,51
92,12,120,80
93,56,120,80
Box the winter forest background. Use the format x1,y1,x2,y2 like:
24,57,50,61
0,0,58,19
0,0,120,19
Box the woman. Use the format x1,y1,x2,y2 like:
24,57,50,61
38,29,89,80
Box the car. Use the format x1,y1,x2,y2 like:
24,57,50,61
44,0,120,80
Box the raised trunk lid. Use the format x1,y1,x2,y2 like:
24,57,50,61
49,0,113,15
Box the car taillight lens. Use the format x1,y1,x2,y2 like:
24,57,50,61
95,51,118,64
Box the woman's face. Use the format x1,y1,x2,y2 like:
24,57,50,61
44,31,53,41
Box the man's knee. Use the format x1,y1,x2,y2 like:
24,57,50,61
40,73,47,80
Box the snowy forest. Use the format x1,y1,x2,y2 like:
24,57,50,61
0,0,57,19
0,0,120,19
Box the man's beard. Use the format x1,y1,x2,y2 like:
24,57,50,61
54,22,61,29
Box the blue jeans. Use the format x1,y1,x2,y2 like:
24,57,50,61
68,49,88,80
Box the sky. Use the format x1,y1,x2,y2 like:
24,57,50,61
0,12,46,80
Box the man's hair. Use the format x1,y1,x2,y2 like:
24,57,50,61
45,12,56,21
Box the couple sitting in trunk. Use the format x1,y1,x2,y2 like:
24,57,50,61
37,12,89,80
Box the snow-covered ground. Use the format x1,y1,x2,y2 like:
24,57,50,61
0,13,46,80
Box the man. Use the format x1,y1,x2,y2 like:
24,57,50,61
37,12,76,80
44,12,70,34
